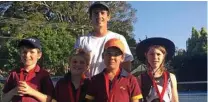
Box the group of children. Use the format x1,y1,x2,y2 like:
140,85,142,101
2,36,178,102
2,1,179,102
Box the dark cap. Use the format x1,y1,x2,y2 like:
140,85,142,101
18,37,42,51
89,1,109,15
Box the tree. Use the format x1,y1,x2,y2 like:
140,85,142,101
107,1,137,47
1,21,75,75
0,1,138,75
172,27,207,83
186,27,207,56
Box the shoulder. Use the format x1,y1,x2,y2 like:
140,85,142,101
91,73,104,82
107,31,125,38
127,74,137,81
8,68,20,77
39,68,50,75
56,77,68,87
78,33,92,40
169,73,176,80
169,73,177,82
10,68,20,73
37,68,52,79
120,69,137,83
169,72,178,89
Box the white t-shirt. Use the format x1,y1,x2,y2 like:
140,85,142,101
74,31,134,77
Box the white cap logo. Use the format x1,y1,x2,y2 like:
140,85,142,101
28,38,36,42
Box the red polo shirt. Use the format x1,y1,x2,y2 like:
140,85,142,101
3,65,55,102
55,72,90,102
85,68,143,102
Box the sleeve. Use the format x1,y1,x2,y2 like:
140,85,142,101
119,35,134,62
54,80,61,102
85,78,95,100
41,73,55,98
74,37,81,49
74,36,92,52
130,76,143,100
2,72,16,93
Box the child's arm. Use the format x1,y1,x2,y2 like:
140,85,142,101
18,81,52,102
1,87,18,102
170,73,179,102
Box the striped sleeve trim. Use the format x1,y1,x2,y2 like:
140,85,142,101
131,94,143,100
85,94,95,100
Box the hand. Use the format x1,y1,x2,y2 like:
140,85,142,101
17,81,35,96
13,86,24,96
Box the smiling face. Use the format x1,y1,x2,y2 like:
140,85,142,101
103,47,124,70
91,8,110,29
20,46,42,67
70,55,88,76
145,45,166,69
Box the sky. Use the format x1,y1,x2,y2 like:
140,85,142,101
128,1,207,50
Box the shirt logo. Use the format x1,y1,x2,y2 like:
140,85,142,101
120,86,126,90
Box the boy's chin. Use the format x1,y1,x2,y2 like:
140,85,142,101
106,66,118,70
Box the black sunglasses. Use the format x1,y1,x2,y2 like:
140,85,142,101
104,50,123,56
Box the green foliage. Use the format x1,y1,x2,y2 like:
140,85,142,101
186,27,207,56
107,1,137,47
0,83,4,101
171,27,207,83
2,22,75,75
0,1,138,75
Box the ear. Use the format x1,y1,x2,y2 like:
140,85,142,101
107,14,111,21
38,52,42,59
120,54,125,63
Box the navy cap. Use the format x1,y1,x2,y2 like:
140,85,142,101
18,37,42,51
89,1,110,15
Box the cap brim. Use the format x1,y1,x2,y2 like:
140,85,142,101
136,37,175,63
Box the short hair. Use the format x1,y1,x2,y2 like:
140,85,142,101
69,49,90,66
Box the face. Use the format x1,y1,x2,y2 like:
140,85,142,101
103,47,124,70
70,55,88,75
91,8,110,29
20,47,42,67
145,47,165,69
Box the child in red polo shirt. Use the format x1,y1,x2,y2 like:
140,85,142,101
2,37,54,102
85,38,143,102
54,49,90,102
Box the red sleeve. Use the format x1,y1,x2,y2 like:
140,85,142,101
85,77,95,100
130,75,143,100
3,72,16,93
40,72,55,98
137,75,142,88
54,79,64,102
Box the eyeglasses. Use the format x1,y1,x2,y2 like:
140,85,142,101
104,51,123,56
